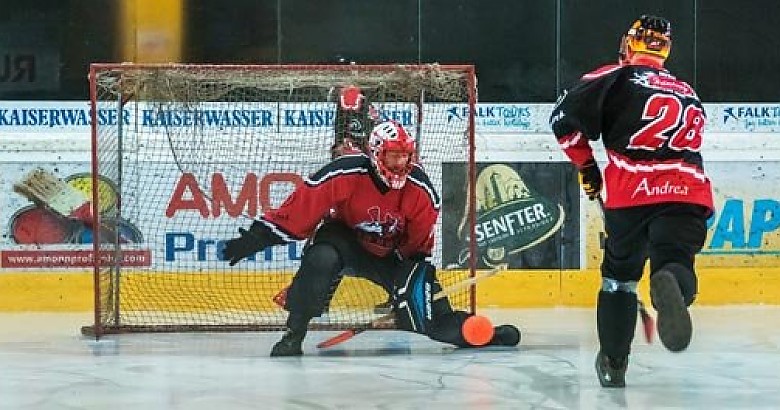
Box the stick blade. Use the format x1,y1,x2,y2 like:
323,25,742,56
272,286,288,307
316,329,362,349
639,305,655,344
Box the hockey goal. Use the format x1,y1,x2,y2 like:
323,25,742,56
82,63,477,337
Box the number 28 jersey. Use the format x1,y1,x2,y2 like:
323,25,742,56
549,63,713,211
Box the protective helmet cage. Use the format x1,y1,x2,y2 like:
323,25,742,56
368,121,417,189
623,14,672,60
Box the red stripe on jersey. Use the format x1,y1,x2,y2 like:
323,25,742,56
557,131,595,168
608,151,707,182
603,150,713,211
581,64,622,81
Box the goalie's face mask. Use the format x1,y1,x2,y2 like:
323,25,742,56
624,14,672,60
368,121,416,189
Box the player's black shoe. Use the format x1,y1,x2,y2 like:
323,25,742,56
595,350,627,388
270,328,306,357
488,324,521,346
651,269,692,352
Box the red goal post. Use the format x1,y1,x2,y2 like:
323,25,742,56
82,63,478,337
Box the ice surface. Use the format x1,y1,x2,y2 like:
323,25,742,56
1,307,778,409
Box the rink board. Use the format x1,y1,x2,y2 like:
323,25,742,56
1,267,779,311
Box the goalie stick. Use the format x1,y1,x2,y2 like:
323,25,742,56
595,197,655,344
316,265,505,349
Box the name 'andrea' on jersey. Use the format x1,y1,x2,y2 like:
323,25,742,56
549,63,714,211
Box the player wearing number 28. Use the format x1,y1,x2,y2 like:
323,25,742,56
549,15,714,387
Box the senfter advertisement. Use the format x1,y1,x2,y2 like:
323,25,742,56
441,161,580,269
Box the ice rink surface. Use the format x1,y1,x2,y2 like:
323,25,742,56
1,307,778,410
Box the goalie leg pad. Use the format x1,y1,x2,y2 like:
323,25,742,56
390,260,515,348
428,310,470,348
285,243,344,318
392,260,454,334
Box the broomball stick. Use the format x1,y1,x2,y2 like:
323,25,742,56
316,265,505,349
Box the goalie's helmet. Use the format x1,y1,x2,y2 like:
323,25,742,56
368,120,417,189
623,15,671,60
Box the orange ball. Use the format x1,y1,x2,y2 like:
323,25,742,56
462,315,495,346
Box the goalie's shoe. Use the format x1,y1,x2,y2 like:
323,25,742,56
595,350,627,388
651,269,692,352
488,324,521,346
270,328,306,357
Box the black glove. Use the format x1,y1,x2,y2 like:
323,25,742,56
223,220,286,266
578,161,603,200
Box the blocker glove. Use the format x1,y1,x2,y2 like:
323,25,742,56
223,220,286,266
578,161,603,200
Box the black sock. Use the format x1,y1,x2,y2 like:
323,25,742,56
597,290,638,359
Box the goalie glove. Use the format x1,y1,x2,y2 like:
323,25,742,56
578,161,603,200
223,220,286,266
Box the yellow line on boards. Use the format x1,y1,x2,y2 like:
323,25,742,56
1,268,778,311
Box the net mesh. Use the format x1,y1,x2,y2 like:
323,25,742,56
87,64,475,335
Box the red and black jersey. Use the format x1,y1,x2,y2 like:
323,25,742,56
259,154,440,259
550,62,714,211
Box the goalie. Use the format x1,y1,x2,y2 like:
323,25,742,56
223,120,520,356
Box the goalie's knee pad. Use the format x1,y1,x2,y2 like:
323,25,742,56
657,262,697,306
286,243,344,317
392,260,451,334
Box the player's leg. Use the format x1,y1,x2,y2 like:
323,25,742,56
389,260,520,347
348,254,395,314
271,243,343,357
596,206,648,387
271,221,362,357
647,203,708,352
